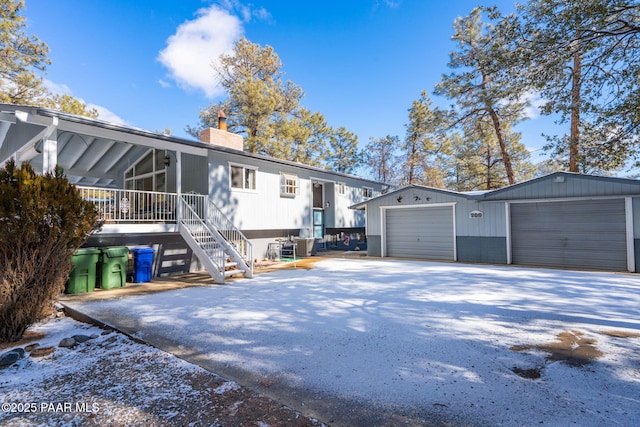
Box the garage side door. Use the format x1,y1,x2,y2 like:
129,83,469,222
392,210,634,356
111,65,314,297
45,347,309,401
385,206,454,260
510,199,627,271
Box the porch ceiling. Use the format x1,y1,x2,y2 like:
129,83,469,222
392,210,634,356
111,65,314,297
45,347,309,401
29,132,149,187
0,105,208,188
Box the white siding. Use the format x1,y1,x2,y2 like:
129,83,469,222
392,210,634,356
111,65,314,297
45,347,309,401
207,150,375,232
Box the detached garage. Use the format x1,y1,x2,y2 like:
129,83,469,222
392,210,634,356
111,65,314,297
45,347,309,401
352,172,640,273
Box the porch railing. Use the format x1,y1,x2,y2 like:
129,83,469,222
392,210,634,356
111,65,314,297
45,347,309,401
78,186,177,223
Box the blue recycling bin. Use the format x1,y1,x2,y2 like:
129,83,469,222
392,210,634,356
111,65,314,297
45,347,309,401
131,247,155,283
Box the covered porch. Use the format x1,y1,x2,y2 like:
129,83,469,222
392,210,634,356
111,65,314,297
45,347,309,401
0,104,252,283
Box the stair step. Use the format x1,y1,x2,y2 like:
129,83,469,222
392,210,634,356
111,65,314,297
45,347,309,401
223,269,245,277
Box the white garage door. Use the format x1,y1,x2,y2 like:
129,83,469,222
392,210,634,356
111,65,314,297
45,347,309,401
510,199,627,271
385,206,454,260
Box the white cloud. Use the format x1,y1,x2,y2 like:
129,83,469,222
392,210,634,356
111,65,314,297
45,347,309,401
157,5,243,98
43,78,127,125
252,7,271,21
157,79,171,88
43,79,72,95
219,0,272,22
89,104,127,125
374,0,401,10
521,90,545,120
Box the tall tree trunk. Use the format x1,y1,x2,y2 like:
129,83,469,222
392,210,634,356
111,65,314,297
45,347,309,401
485,145,492,190
487,106,515,185
408,138,416,184
480,70,515,185
569,50,582,173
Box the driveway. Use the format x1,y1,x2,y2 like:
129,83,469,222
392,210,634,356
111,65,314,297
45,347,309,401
64,258,640,426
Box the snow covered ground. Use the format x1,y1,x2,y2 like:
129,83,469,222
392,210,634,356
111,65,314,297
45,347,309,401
56,259,640,425
0,315,323,426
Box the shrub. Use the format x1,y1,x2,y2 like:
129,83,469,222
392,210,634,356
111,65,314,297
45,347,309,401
0,160,101,343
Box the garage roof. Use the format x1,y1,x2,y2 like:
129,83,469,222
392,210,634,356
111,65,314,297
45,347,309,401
351,172,640,209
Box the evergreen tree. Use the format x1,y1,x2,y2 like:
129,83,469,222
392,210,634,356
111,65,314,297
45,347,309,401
188,37,356,169
325,126,361,174
445,118,534,191
402,90,450,187
435,7,531,185
363,135,400,186
268,108,329,166
0,0,97,117
510,0,640,171
0,160,101,342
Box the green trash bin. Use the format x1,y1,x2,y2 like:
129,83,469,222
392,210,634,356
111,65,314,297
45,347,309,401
66,248,100,294
99,246,129,290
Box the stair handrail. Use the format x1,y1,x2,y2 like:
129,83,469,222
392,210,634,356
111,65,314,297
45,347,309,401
180,199,227,271
205,198,254,274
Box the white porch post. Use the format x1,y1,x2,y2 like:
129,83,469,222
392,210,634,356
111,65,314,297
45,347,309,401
176,150,182,227
42,130,58,174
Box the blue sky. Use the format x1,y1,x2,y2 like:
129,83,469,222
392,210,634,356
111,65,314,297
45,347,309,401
24,0,559,166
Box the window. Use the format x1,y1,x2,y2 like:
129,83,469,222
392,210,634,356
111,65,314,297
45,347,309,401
230,164,257,190
336,182,346,196
363,186,373,199
280,173,299,197
124,149,167,192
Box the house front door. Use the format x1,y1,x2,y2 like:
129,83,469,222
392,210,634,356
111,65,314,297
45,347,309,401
312,182,324,240
313,209,324,239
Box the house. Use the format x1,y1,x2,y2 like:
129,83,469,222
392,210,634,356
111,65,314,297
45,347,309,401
0,104,384,282
351,172,640,272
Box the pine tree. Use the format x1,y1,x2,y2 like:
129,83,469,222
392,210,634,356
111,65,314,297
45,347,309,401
435,7,531,185
0,0,97,117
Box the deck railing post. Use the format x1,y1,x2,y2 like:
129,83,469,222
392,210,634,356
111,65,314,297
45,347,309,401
176,150,182,227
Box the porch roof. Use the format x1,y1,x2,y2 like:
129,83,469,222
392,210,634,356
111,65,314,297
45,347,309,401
0,103,386,188
0,104,208,187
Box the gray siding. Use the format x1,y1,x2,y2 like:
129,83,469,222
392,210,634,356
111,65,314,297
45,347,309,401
457,237,507,264
634,197,640,238
459,201,506,237
365,187,508,238
365,187,465,236
510,199,627,271
367,235,382,257
359,177,640,271
484,174,640,201
179,153,208,194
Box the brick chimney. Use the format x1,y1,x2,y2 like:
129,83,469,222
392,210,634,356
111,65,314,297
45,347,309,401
199,110,243,151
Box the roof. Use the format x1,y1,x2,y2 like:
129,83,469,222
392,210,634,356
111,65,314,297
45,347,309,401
350,184,470,209
350,172,640,209
0,104,385,187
